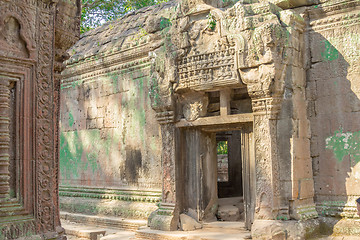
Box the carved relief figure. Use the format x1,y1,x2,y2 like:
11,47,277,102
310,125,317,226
0,17,29,58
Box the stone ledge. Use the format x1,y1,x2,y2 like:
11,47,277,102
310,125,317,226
59,186,161,203
60,211,147,232
135,226,251,240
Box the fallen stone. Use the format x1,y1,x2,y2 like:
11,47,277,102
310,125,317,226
180,213,202,231
217,205,240,221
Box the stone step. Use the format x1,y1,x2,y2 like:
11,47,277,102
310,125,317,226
203,221,247,231
217,197,245,221
217,205,241,221
61,211,147,231
64,226,106,240
99,231,135,239
135,225,251,240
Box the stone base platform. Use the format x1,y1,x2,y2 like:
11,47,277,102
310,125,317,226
251,219,320,239
61,220,135,240
135,221,251,240
318,217,360,237
60,211,147,231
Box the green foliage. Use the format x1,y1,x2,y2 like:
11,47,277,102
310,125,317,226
217,141,228,155
207,13,216,30
81,0,169,33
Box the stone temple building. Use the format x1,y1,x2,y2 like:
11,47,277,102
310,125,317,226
1,0,360,239
59,0,360,238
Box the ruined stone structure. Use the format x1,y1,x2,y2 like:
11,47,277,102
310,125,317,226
61,0,360,238
0,0,80,239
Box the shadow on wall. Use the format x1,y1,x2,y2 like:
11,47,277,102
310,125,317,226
308,4,360,236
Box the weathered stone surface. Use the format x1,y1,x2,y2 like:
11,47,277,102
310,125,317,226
217,205,241,221
179,214,202,231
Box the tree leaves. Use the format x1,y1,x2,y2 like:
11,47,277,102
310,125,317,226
81,0,169,33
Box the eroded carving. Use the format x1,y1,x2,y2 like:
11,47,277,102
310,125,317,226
0,17,29,58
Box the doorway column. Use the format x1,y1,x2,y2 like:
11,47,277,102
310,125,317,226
148,111,179,231
251,96,283,220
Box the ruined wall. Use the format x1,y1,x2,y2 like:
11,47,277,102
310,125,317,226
306,0,360,226
59,0,360,237
59,2,177,219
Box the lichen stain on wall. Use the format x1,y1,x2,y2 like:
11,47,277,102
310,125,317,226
320,40,339,62
326,129,360,163
60,129,112,179
68,111,75,127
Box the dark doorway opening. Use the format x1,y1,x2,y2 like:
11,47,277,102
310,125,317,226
216,131,242,198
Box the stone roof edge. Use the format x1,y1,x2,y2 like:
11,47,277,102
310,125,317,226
62,43,151,79
61,57,151,89
65,1,177,65
308,0,360,31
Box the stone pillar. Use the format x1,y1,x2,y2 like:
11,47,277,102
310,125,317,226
251,97,282,220
148,111,179,231
0,77,10,199
239,9,319,240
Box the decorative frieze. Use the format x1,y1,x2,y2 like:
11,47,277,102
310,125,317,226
59,186,161,203
177,49,237,91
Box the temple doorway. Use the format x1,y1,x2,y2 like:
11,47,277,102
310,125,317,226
216,131,244,222
177,123,255,229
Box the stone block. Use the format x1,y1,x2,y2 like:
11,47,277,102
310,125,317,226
87,107,97,119
179,214,202,231
86,119,97,129
77,118,87,130
217,205,240,221
314,176,334,195
97,107,105,118
299,179,314,199
97,118,104,129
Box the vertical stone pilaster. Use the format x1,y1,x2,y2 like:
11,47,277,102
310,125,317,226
148,111,179,231
0,77,10,200
160,123,176,204
252,97,282,220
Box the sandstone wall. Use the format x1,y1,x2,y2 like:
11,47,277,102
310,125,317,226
60,57,161,189
59,2,176,218
306,1,360,221
59,0,360,236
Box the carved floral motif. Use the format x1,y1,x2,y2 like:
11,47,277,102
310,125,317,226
0,0,80,238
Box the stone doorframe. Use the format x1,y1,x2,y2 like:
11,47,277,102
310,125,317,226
147,0,318,236
0,1,80,238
